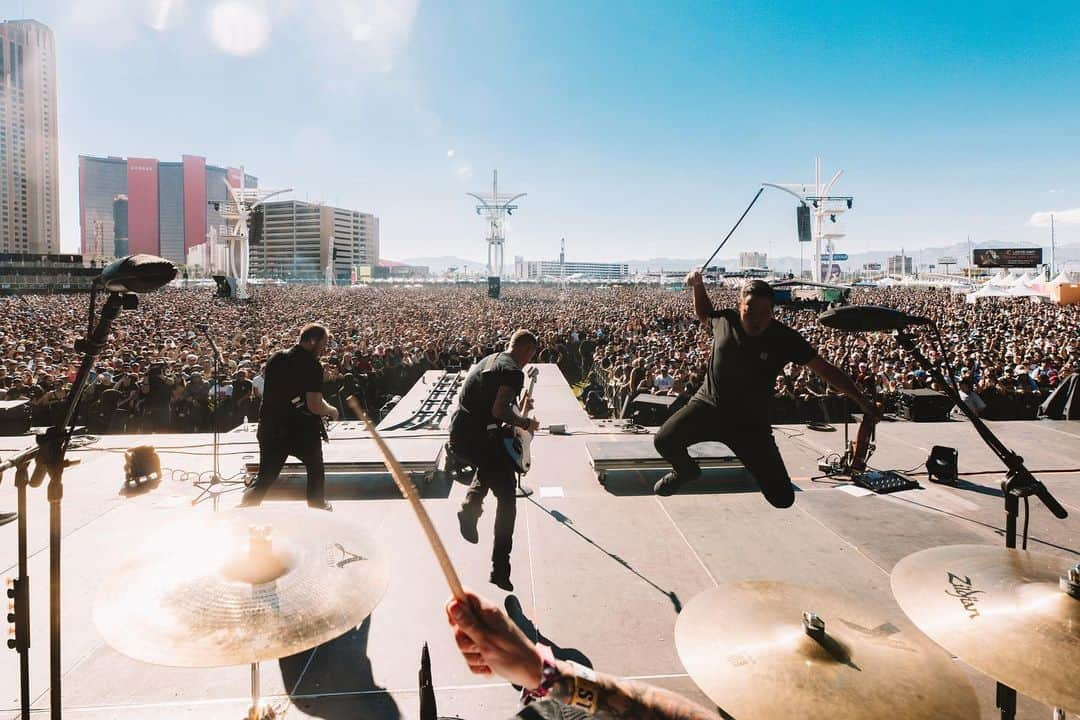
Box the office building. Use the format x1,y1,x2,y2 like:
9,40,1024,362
250,200,379,282
78,154,256,264
513,257,629,281
887,254,914,276
0,20,60,254
739,251,768,269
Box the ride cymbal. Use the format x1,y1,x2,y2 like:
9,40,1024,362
675,581,978,720
891,544,1080,714
94,506,389,667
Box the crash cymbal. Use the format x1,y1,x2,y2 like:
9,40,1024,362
891,544,1080,714
94,506,389,667
675,581,978,720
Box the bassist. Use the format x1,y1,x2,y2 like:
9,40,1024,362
451,329,540,591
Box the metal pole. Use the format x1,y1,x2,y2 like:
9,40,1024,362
1050,213,1055,277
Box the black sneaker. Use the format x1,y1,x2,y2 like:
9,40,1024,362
490,569,514,592
654,472,687,497
308,501,334,512
457,508,479,544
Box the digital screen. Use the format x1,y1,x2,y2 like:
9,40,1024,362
972,248,1042,268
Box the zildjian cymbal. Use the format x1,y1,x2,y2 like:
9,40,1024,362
891,544,1080,714
675,581,979,720
94,506,389,667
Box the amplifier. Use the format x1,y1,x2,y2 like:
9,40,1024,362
897,389,954,422
0,399,31,436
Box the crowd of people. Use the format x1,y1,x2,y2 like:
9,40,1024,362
0,282,1076,433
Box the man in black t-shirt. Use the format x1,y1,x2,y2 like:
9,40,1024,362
240,323,339,510
653,275,878,505
449,329,540,592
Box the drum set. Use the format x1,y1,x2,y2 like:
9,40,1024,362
91,499,1079,719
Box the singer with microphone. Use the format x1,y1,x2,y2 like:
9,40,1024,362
653,275,879,505
239,323,338,511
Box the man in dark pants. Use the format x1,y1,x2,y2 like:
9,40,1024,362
654,274,877,503
240,323,339,511
450,329,540,592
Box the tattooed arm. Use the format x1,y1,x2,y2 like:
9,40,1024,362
446,592,719,720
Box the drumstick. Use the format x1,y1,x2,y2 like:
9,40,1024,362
345,395,465,600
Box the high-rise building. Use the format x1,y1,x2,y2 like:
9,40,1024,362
0,20,60,254
78,154,256,264
250,200,379,282
887,254,913,275
739,251,768,269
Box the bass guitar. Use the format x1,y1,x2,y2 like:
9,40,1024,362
502,366,539,473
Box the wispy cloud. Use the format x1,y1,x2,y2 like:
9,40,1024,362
1029,208,1080,227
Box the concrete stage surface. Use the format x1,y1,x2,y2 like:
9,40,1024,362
1,364,1078,719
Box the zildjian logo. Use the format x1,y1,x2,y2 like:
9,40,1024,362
327,543,367,568
946,572,984,619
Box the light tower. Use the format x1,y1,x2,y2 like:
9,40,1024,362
764,157,852,282
213,177,291,299
468,170,526,277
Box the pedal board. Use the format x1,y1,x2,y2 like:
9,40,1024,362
851,470,919,494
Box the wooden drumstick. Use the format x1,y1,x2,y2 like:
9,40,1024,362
345,396,465,600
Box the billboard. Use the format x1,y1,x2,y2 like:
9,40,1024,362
973,248,1042,268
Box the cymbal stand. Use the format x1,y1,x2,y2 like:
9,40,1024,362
1,453,36,720
895,328,1068,720
247,662,275,720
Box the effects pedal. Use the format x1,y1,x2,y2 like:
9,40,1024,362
851,470,919,494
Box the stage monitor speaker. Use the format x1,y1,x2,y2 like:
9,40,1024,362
926,445,958,485
212,275,232,299
797,204,812,243
0,399,31,436
487,276,501,300
629,393,679,427
897,388,954,422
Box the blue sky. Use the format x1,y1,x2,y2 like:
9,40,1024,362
12,0,1080,262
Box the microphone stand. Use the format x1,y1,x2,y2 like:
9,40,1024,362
0,287,136,720
894,326,1067,720
192,325,244,510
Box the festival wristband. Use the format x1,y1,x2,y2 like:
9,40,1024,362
566,661,600,714
523,643,559,701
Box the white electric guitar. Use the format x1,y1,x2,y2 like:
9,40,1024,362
503,366,539,473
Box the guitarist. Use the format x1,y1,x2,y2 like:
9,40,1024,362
240,323,339,511
451,329,540,591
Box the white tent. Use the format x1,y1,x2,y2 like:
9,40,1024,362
966,284,1012,303
1006,284,1043,297
876,277,900,287
1049,271,1080,286
985,270,1011,287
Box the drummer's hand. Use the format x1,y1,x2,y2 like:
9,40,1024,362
446,591,543,689
685,270,704,287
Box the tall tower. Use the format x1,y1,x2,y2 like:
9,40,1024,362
0,20,59,254
468,170,526,277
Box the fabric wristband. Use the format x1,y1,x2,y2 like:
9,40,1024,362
522,643,558,702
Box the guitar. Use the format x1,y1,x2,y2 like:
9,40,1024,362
846,412,877,474
502,366,540,473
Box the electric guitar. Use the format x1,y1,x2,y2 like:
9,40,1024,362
503,366,539,473
846,412,877,474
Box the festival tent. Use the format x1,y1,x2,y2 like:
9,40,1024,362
984,270,1011,287
965,284,1012,303
876,277,900,287
1006,284,1043,297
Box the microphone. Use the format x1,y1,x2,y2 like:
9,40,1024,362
98,254,177,293
818,305,931,332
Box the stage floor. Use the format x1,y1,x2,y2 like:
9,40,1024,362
1,366,1078,719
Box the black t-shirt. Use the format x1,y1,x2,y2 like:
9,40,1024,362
259,345,323,433
694,308,816,425
457,352,524,427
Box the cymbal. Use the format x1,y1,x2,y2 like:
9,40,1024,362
94,506,389,667
891,544,1080,713
675,581,978,720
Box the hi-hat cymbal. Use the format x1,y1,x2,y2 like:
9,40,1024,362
675,581,978,720
891,544,1080,714
94,506,389,667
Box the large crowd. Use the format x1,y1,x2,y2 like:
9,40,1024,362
0,283,1076,433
